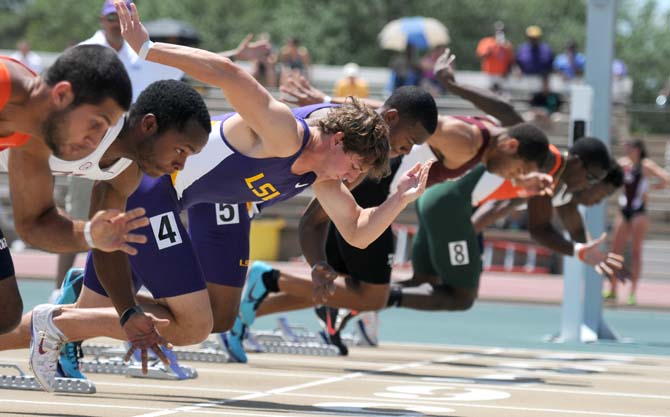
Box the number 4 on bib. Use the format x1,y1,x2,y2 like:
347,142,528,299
150,212,183,250
448,240,470,266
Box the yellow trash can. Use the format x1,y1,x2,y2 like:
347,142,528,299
249,218,286,261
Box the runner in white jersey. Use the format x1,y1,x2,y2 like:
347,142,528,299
0,79,213,391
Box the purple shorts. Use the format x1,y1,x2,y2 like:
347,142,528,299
83,176,250,299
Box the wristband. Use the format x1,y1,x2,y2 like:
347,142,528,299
83,221,96,249
323,95,332,104
139,39,155,59
573,242,586,262
119,305,144,327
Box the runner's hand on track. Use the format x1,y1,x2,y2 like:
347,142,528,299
311,262,338,303
122,313,172,375
393,161,433,205
280,73,326,106
114,1,150,54
90,208,149,255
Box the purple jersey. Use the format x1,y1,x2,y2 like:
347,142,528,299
84,105,338,297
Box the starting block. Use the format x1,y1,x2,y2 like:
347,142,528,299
79,343,198,380
0,363,96,394
245,317,362,356
83,342,231,364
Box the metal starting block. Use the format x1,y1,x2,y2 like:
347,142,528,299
83,342,230,364
0,364,96,394
245,317,354,356
79,344,198,380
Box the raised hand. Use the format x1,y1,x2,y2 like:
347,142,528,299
433,48,456,84
89,208,149,255
232,34,272,61
311,261,338,304
394,161,433,205
122,312,172,375
280,73,326,106
114,1,149,53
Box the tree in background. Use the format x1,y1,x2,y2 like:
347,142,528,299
2,0,669,133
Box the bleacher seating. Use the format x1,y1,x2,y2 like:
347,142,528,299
0,52,666,279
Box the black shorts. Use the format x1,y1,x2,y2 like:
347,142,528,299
0,227,14,280
325,223,393,285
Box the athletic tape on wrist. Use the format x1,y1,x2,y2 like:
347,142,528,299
84,221,96,249
574,242,586,262
139,40,155,59
323,95,332,104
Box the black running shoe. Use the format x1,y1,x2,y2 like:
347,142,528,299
314,306,350,355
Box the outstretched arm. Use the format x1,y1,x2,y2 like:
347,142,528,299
280,73,385,109
471,198,525,233
528,194,623,276
312,162,431,249
115,2,299,155
433,49,523,127
8,143,148,254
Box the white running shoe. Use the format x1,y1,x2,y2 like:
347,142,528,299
356,311,379,347
29,304,67,392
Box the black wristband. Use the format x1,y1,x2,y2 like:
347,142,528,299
119,305,144,327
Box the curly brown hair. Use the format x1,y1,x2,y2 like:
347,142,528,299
318,97,390,179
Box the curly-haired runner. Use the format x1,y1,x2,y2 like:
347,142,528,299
20,0,432,388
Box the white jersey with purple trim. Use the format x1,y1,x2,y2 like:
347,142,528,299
0,114,132,180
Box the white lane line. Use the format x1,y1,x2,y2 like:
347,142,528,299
94,380,259,395
427,401,669,417
278,389,670,406
98,377,670,401
130,359,428,417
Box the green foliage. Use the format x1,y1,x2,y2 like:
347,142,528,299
1,0,667,132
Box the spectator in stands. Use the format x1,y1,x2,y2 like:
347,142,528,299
515,25,554,76
279,37,311,81
10,39,43,74
388,44,422,93
333,62,369,98
420,45,448,96
527,76,563,127
608,139,670,305
553,40,585,79
476,21,514,78
250,33,278,88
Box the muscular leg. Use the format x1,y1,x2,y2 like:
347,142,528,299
610,214,630,297
629,214,649,299
207,283,242,333
397,280,477,311
256,269,390,317
0,286,213,350
0,276,22,334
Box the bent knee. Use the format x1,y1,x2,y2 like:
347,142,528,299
171,315,213,346
211,312,237,333
451,296,475,311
